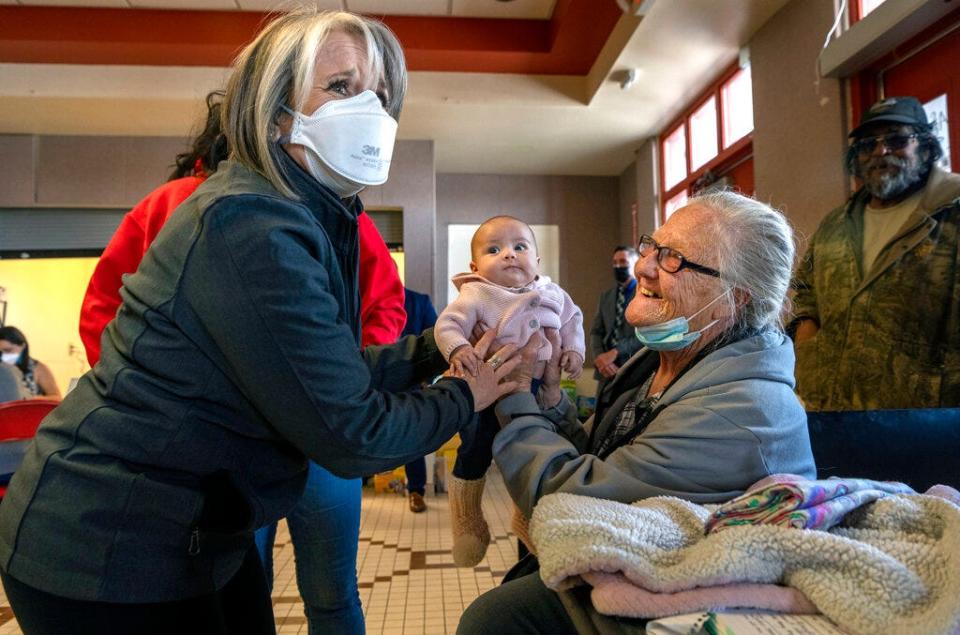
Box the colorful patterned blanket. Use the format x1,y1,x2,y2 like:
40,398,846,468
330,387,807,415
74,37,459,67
705,474,914,533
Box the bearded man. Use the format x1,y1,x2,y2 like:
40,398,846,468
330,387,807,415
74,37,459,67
792,96,960,410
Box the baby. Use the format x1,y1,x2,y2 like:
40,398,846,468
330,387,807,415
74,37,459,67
435,215,585,566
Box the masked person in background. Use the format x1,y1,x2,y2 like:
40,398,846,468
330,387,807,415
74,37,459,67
590,246,642,399
0,11,519,634
0,326,60,399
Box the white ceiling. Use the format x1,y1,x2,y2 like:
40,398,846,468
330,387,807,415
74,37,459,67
2,0,558,18
0,0,789,175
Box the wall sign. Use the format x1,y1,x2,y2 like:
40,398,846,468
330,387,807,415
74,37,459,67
923,94,951,171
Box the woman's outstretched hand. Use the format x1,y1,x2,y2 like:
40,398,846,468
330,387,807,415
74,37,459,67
447,329,521,411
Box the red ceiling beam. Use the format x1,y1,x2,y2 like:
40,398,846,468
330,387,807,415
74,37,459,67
0,0,620,74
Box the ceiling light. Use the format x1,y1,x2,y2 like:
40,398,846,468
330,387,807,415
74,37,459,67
618,68,639,91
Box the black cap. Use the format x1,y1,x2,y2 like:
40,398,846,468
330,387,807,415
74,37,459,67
849,96,930,138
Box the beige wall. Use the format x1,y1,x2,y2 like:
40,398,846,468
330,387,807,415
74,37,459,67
0,134,187,208
618,139,660,244
435,174,621,328
618,157,638,245
362,140,436,299
750,0,850,245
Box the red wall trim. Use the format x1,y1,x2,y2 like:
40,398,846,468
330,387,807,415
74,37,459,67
0,1,620,74
850,5,960,128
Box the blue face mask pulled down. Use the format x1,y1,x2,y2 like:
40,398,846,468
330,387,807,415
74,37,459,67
634,291,727,352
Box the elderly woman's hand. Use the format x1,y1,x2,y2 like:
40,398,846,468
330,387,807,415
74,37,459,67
500,331,545,395
538,328,564,409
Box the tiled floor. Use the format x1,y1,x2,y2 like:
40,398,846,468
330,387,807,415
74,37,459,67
0,468,519,635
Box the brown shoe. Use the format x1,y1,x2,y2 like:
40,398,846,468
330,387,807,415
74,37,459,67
409,492,427,513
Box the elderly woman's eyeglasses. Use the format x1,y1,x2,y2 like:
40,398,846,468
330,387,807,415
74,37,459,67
637,235,721,277
851,133,918,155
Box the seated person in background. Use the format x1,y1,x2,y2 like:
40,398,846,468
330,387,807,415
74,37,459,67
436,215,585,566
0,326,60,399
458,192,816,635
0,363,27,403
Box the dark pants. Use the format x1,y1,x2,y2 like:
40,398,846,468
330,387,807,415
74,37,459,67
405,456,427,495
452,408,499,480
454,380,542,480
457,571,577,635
1,545,275,635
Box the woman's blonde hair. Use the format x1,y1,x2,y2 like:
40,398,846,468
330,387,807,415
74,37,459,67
222,9,407,198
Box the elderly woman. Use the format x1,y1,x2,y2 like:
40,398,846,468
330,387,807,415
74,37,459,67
0,11,518,634
458,192,817,634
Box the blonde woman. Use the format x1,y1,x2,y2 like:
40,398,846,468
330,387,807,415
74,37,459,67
0,11,519,634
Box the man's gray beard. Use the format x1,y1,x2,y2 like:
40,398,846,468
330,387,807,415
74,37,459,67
860,156,928,201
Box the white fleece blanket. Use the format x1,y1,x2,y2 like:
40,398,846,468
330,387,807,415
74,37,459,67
530,492,960,635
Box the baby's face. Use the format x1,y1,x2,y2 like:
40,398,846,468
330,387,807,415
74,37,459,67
470,219,540,288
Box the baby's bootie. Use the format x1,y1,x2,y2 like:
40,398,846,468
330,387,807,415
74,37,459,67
511,504,535,556
448,475,490,567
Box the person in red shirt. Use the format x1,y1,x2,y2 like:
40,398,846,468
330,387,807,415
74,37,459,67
78,91,407,634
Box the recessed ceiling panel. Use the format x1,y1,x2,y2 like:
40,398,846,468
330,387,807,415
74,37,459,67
128,0,235,9
452,0,555,20
345,0,449,17
236,0,339,11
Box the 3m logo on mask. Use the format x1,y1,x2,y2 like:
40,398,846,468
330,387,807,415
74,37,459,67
362,145,380,157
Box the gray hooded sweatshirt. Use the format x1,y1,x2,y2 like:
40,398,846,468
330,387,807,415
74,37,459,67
493,330,816,517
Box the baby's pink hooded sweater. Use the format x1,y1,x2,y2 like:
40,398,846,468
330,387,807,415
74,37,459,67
435,273,585,362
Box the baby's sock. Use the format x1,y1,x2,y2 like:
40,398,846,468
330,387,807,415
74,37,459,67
448,475,490,567
511,504,535,556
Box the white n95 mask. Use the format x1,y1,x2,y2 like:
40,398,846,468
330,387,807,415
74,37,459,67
282,90,398,198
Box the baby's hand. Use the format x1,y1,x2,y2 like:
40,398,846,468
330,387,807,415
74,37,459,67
560,351,584,379
450,345,483,377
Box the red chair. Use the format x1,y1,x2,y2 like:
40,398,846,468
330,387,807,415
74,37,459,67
0,399,59,498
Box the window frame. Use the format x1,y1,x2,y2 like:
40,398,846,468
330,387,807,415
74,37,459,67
850,0,887,24
658,62,754,224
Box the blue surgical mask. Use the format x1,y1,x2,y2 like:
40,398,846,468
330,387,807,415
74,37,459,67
634,291,728,351
1,351,20,365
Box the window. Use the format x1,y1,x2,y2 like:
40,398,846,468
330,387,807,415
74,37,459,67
663,190,688,221
662,125,687,191
721,67,753,148
859,0,887,19
658,62,755,223
689,97,718,171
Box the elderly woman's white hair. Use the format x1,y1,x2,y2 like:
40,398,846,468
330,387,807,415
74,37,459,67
689,191,796,333
222,9,407,199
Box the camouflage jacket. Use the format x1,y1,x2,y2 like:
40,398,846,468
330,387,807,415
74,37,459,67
793,167,960,410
